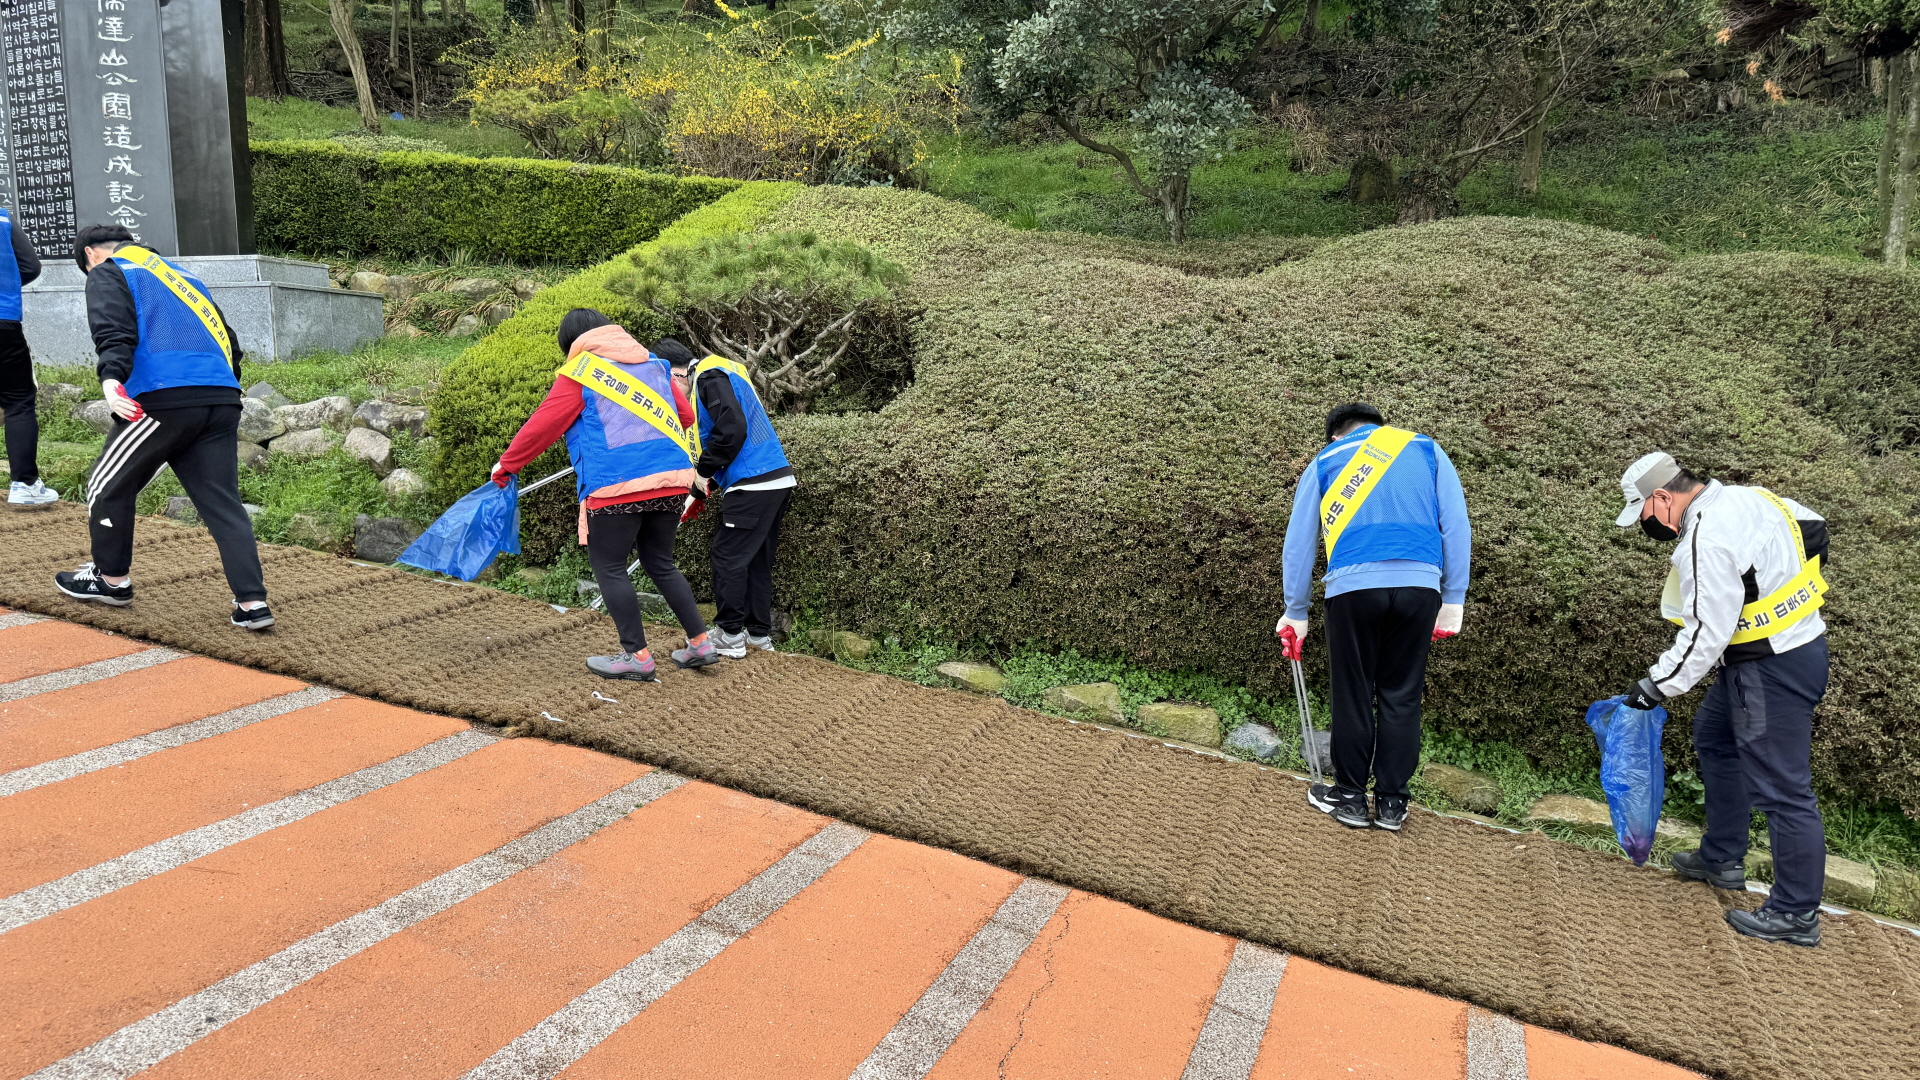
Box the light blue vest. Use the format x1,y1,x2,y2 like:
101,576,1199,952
1316,424,1443,571
0,209,21,322
112,253,241,397
564,354,694,500
695,362,790,488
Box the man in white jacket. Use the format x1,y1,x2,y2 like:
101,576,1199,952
1616,452,1830,947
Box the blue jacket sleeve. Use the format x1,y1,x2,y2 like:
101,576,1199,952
1282,461,1323,620
1434,445,1472,604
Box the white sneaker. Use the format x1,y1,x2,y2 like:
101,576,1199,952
747,633,775,652
8,479,59,506
713,629,749,659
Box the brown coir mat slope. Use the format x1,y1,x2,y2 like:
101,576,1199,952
3,504,1915,1080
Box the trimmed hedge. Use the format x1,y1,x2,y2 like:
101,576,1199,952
755,187,1920,815
250,140,742,265
426,181,803,561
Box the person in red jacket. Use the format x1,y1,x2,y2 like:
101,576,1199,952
490,309,716,680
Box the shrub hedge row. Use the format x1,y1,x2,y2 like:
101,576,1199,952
755,187,1920,815
426,180,802,560
250,140,741,265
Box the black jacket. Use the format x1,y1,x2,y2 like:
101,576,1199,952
87,258,243,409
10,223,41,287
693,367,793,487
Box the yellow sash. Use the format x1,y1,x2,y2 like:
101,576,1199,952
116,245,233,368
693,354,769,404
556,351,701,461
1662,488,1828,644
1319,426,1417,560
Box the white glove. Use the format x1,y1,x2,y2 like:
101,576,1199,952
1275,616,1309,659
1433,603,1463,640
101,379,144,421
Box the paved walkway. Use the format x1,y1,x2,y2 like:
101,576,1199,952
0,612,1697,1080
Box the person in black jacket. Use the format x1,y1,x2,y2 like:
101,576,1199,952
657,339,796,659
0,205,56,506
52,224,274,630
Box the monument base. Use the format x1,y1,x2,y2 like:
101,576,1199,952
21,256,386,366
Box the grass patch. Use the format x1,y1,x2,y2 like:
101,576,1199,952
236,333,470,405
246,95,534,157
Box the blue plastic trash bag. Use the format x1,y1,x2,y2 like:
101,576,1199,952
397,478,521,581
1584,696,1668,865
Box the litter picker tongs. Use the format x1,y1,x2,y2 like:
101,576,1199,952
1287,643,1324,786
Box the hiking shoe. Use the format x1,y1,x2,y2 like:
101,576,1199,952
713,629,749,660
230,601,275,631
55,563,133,606
1725,906,1820,947
671,638,720,669
587,652,658,681
1671,849,1746,890
1307,783,1372,829
8,479,58,506
1373,797,1409,832
747,633,775,652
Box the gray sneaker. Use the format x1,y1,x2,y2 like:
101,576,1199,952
8,479,58,507
587,651,657,681
713,629,749,659
747,633,775,651
671,638,720,669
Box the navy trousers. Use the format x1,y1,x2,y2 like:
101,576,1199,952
1693,635,1829,915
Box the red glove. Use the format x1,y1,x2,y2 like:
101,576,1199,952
490,460,510,488
680,492,705,524
102,379,145,422
1276,625,1303,662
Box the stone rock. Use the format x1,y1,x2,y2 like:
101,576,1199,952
353,515,421,562
1225,722,1283,760
449,313,484,338
1302,728,1332,775
1422,762,1502,814
285,512,346,551
383,275,423,302
36,382,83,408
72,398,114,434
346,270,389,295
381,467,428,499
1525,794,1614,831
353,400,429,438
270,427,341,458
697,602,720,626
936,661,1007,695
1042,682,1124,724
512,278,544,301
1656,818,1704,842
1824,854,1879,909
480,302,517,327
1138,701,1221,746
446,277,499,301
274,395,354,433
163,496,199,523
245,382,292,410
243,503,263,520
343,426,394,476
236,441,269,471
238,396,286,443
387,323,428,340
805,628,873,661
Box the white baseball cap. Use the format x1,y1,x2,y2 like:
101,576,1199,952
1616,452,1683,527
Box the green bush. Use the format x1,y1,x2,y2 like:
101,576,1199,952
425,181,803,562
756,186,1920,816
249,140,741,264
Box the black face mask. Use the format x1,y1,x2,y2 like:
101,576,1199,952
1640,513,1678,542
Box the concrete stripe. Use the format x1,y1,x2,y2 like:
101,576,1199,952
460,820,870,1080
0,648,187,703
1466,1007,1529,1080
0,729,495,933
24,770,688,1080
0,687,342,798
1179,941,1291,1080
847,878,1071,1080
0,612,45,630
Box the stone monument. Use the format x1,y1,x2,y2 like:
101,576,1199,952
0,0,383,362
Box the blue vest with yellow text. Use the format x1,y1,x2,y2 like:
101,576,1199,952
112,253,240,398
1316,424,1443,571
0,209,22,322
564,354,694,499
695,361,790,488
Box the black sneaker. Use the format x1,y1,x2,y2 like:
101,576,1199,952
230,601,275,631
55,563,133,607
1307,783,1373,829
1373,797,1409,832
1725,906,1820,947
1671,848,1746,890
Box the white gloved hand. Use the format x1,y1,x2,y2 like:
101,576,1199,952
101,379,144,421
1433,603,1463,641
1275,616,1309,659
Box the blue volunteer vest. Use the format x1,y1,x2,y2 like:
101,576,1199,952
112,253,241,397
694,360,790,488
563,354,694,499
0,208,22,322
1315,424,1443,571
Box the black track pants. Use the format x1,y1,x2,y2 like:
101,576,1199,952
585,508,706,655
87,404,266,602
710,486,790,636
1325,586,1442,802
0,321,36,485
